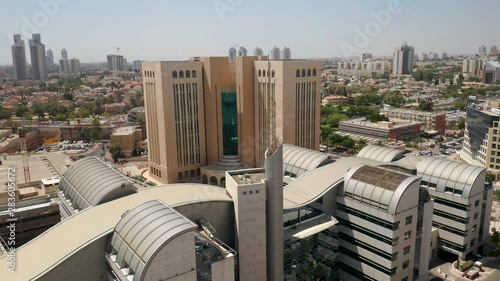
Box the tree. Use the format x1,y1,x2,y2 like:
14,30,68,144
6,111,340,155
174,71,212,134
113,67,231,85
418,101,434,112
342,137,355,151
383,91,406,107
92,117,100,127
23,112,32,120
356,139,368,152
31,103,46,119
457,117,465,130
109,143,125,163
63,92,74,101
320,126,333,144
80,108,90,118
15,105,30,117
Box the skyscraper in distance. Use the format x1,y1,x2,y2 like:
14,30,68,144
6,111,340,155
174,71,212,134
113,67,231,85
61,48,68,59
270,47,280,60
46,49,54,70
228,47,236,61
281,47,291,60
392,42,415,75
29,34,48,81
238,47,247,57
11,34,28,81
254,47,264,56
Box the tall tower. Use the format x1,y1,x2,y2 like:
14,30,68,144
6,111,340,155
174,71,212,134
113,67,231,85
29,34,48,81
11,34,28,81
61,48,68,59
280,47,291,60
270,47,280,60
46,49,54,70
392,42,415,75
238,47,247,57
264,58,283,281
229,47,237,61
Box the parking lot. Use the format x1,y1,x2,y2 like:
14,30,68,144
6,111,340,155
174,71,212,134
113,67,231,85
42,140,97,155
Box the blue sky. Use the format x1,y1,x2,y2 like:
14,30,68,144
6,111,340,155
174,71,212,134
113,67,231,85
1,0,499,65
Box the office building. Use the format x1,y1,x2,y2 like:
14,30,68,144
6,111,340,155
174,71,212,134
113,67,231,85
270,46,281,60
11,34,28,81
479,45,488,55
61,48,68,59
46,49,55,71
2,144,491,281
418,52,429,62
29,34,48,81
142,56,321,184
237,47,247,57
440,52,448,60
479,61,500,84
59,58,70,73
109,126,142,157
69,58,81,73
360,53,373,61
339,118,425,142
392,43,415,75
281,46,291,60
490,45,498,53
107,54,125,71
381,108,446,134
228,47,236,61
254,47,264,56
428,52,439,61
132,60,142,71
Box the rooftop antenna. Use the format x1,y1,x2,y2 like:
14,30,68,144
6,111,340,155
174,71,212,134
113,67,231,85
113,46,120,55
266,55,278,155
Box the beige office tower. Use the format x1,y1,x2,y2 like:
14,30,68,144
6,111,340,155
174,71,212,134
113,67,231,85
143,57,320,184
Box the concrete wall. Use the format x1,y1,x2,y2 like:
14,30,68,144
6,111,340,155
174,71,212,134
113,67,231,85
211,255,235,281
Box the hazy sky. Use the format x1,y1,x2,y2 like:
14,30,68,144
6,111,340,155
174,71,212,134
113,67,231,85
1,0,499,65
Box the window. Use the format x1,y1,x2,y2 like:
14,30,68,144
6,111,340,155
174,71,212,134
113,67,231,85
392,252,398,261
313,69,317,76
192,70,197,78
403,260,409,269
243,191,247,195
302,69,306,77
263,70,266,77
471,239,476,246
172,71,178,78
296,69,300,77
179,71,184,78
185,70,191,78
473,212,478,220
259,70,262,77
393,237,399,246
402,277,408,281
256,190,259,194
178,172,183,180
307,69,311,76
271,70,275,77
249,190,253,195
475,200,480,207
494,137,498,142
404,231,412,240
404,246,410,255
405,216,412,225
472,224,477,232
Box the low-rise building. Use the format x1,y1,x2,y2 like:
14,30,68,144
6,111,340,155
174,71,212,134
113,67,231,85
381,108,446,135
322,95,349,106
339,118,425,142
110,126,142,157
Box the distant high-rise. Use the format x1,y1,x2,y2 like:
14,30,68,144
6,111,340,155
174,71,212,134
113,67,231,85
281,47,291,60
428,52,439,60
238,47,247,57
29,34,48,81
270,47,280,60
229,47,237,61
491,45,498,53
107,54,125,71
392,42,415,75
479,45,488,55
440,52,448,60
360,53,372,61
254,47,264,56
11,34,28,81
59,59,70,73
61,48,68,59
69,58,81,73
419,52,429,62
46,49,54,70
133,60,142,71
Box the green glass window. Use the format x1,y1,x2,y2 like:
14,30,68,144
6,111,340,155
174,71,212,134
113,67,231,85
222,92,238,155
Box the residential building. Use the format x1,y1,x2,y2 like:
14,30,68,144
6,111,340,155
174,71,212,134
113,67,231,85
479,45,488,55
132,60,142,71
281,46,291,60
11,34,28,81
458,106,500,179
59,58,70,73
338,59,392,77
392,43,415,75
339,118,425,141
109,126,142,157
440,52,448,60
380,108,446,134
228,47,236,61
360,53,373,61
254,47,264,56
428,52,439,60
29,34,48,81
238,47,247,57
418,52,429,62
107,54,125,71
462,56,485,76
69,58,81,73
270,46,281,60
142,56,321,184
322,95,350,106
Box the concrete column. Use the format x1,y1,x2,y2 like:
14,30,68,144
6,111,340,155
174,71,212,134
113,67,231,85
265,143,284,281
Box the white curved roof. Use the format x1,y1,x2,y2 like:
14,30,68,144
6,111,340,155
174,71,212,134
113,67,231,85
416,157,485,198
343,164,420,214
283,144,332,178
357,145,404,163
59,156,134,209
0,184,232,281
111,200,196,280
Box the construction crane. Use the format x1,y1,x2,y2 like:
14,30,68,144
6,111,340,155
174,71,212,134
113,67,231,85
113,46,120,55
18,127,31,183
